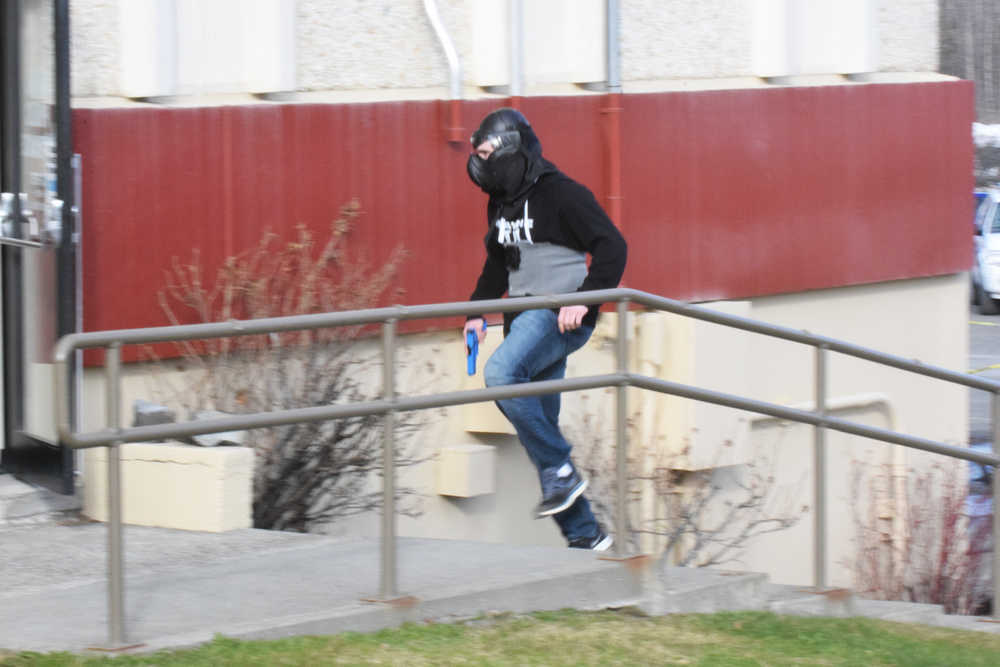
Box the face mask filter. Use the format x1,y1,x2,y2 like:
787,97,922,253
467,151,526,198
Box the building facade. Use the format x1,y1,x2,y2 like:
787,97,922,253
30,0,975,589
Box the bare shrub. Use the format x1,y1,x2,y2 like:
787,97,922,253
848,459,991,615
150,201,425,532
570,402,805,567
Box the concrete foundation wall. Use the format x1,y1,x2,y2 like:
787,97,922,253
78,273,969,588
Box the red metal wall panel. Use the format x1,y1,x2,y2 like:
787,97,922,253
620,82,974,300
73,81,974,351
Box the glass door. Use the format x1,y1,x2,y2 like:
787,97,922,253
1,0,75,493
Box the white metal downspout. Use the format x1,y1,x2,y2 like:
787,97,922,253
606,0,628,556
509,0,524,102
607,0,621,93
603,0,624,227
423,0,464,141
423,0,461,101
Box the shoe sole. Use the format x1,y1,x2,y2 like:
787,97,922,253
535,479,589,518
591,534,613,552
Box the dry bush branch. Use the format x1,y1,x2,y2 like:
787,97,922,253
848,458,991,615
570,404,805,568
148,201,425,532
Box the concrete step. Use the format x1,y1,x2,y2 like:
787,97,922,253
765,584,860,617
763,583,1000,633
0,474,80,528
644,566,769,615
853,598,945,625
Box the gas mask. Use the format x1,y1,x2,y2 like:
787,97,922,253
467,151,527,199
467,127,528,198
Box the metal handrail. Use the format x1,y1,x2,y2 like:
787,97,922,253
53,287,1000,645
55,288,1000,394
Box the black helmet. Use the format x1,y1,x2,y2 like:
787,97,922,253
467,108,546,201
470,108,541,157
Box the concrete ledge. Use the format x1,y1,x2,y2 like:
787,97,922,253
643,567,769,615
765,585,858,617
82,442,252,532
435,444,496,498
853,599,945,625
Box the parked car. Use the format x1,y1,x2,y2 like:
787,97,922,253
967,441,994,615
968,441,993,509
972,189,1000,315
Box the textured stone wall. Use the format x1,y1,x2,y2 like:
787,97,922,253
70,0,119,98
620,0,754,81
296,0,469,91
878,0,939,72
68,1,941,100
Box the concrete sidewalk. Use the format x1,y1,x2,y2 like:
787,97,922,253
0,522,658,653
0,474,79,527
2,506,999,655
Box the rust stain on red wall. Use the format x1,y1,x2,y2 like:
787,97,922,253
74,81,973,350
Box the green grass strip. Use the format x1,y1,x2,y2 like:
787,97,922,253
3,609,1000,666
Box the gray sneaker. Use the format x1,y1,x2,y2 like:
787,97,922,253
569,530,613,551
535,462,588,518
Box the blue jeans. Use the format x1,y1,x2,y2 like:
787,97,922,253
483,309,600,542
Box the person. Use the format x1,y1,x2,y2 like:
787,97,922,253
462,108,627,551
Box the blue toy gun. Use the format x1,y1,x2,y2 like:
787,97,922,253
466,321,487,376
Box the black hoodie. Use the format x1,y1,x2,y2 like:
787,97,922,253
469,164,628,334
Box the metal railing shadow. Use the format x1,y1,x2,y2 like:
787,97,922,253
53,288,1000,646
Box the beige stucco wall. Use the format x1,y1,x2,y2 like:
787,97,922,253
740,274,968,587
70,0,941,102
878,0,940,72
78,272,970,588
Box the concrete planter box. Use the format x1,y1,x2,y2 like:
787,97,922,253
83,442,253,532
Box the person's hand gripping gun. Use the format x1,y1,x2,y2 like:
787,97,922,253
464,319,488,375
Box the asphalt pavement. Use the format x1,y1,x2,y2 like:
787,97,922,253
969,303,1000,442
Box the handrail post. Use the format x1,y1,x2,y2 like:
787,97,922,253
992,391,1000,620
814,344,827,591
106,343,125,645
615,299,629,556
381,319,398,599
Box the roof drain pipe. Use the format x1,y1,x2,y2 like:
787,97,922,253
605,0,626,560
604,0,624,229
423,0,464,143
509,0,524,109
